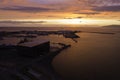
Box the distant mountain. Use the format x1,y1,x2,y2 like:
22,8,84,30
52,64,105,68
103,25,120,28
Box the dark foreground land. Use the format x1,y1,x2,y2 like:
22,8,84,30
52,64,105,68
0,41,71,80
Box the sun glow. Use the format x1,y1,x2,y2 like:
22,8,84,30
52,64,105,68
2,18,119,26
57,19,81,24
27,19,82,24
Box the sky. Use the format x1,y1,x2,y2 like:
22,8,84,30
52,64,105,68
0,0,120,26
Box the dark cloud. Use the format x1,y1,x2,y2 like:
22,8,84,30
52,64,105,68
77,0,120,6
64,17,82,19
0,20,47,23
75,17,82,18
74,12,100,15
64,17,73,19
0,6,54,12
93,6,120,12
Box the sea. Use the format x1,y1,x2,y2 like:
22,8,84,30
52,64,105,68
0,25,120,80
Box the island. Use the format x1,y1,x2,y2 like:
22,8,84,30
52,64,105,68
102,25,120,28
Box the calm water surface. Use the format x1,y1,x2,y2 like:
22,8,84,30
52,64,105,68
51,27,120,80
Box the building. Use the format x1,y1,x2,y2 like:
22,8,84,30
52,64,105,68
17,39,50,57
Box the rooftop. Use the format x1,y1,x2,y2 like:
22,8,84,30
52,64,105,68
19,39,49,47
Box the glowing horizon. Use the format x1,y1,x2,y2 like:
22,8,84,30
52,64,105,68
0,0,120,27
0,18,119,26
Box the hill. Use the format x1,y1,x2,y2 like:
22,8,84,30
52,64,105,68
103,25,120,28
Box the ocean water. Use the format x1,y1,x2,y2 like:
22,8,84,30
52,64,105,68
0,26,120,80
51,27,120,80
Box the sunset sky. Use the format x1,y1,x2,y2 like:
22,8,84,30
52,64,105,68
0,0,120,26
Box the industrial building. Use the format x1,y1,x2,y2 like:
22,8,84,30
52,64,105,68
17,39,50,57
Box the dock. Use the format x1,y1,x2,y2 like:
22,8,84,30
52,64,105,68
63,33,80,38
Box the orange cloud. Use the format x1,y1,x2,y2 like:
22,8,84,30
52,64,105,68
0,0,120,20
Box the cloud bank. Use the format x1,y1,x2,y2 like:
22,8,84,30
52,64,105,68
0,6,54,12
0,0,120,13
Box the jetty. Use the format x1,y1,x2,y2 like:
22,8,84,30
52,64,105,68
83,31,115,35
63,33,80,38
